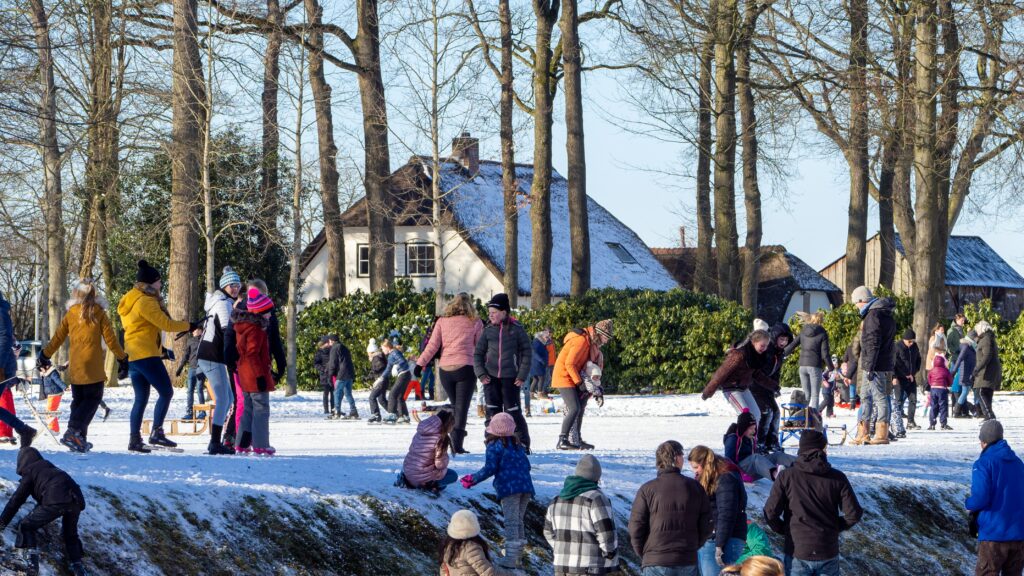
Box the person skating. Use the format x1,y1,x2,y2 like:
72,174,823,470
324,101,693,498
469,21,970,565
473,294,532,451
950,330,978,418
848,286,897,446
552,320,612,451
174,326,205,421
414,293,483,453
382,338,412,424
438,509,516,576
973,321,1002,421
328,334,357,419
689,445,748,575
784,312,834,410
763,430,863,576
0,448,88,576
232,288,277,455
196,267,242,455
966,420,1024,576
461,412,535,568
927,355,954,431
525,330,550,417
0,291,37,447
400,408,458,495
544,455,618,575
724,410,796,482
313,336,333,415
628,440,712,575
893,329,922,433
701,330,777,432
38,279,128,453
116,260,196,453
365,339,389,423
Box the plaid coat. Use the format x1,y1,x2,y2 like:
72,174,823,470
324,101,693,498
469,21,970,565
543,489,618,574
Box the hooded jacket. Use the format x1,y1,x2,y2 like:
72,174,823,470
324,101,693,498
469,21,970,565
927,355,952,389
949,339,977,387
0,448,85,527
763,449,863,561
402,415,449,487
858,298,897,373
0,292,16,380
313,346,331,389
117,284,190,362
473,317,531,382
893,340,922,386
974,328,1002,391
553,329,599,390
42,304,127,385
198,290,234,364
702,340,778,398
328,341,355,382
785,324,834,371
965,439,1024,542
233,311,275,394
440,540,513,576
628,469,713,567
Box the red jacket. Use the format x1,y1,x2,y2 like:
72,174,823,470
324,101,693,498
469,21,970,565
234,312,275,394
928,355,952,389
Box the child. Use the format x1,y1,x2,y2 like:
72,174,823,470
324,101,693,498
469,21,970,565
723,410,796,482
313,336,333,416
233,288,276,455
400,409,457,495
460,412,535,568
721,556,785,576
366,339,389,423
928,355,953,431
382,338,412,424
819,356,840,417
438,509,515,576
580,361,605,408
0,448,87,576
175,326,206,420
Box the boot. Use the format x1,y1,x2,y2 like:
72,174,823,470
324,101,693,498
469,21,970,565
849,422,869,445
148,427,177,448
451,430,469,454
346,410,359,420
208,425,235,455
128,433,151,453
868,422,890,445
557,435,578,450
60,428,88,453
17,426,37,449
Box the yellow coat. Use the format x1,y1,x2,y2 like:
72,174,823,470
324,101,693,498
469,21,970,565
43,305,127,385
116,286,189,361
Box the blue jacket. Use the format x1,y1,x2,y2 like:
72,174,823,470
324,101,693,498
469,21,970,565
529,338,548,379
383,349,409,379
949,343,977,387
965,440,1024,542
471,438,535,500
0,293,17,380
724,432,755,465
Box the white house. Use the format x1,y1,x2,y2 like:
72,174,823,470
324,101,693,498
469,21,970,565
298,134,679,307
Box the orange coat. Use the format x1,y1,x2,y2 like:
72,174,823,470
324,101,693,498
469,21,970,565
552,329,603,389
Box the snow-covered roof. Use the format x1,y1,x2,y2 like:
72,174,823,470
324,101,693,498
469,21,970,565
438,160,679,295
894,234,1024,289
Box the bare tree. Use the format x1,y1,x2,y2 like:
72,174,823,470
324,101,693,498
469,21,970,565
712,0,739,300
562,0,589,296
737,0,765,311
530,0,559,308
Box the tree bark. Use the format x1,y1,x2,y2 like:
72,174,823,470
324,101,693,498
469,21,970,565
429,0,446,315
562,0,589,296
530,0,560,308
356,0,394,292
846,0,869,296
305,0,345,298
737,0,761,312
712,0,739,301
261,0,283,239
499,0,519,306
286,46,305,396
29,0,66,343
695,30,715,294
930,0,958,314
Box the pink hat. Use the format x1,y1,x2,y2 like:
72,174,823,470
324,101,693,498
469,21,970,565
247,287,274,314
485,412,516,437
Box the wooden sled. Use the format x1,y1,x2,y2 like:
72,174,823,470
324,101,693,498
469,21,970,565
143,381,215,436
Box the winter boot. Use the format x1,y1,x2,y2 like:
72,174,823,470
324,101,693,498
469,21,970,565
451,429,469,454
868,422,890,445
928,424,935,430
849,422,869,445
941,423,953,431
70,561,89,576
557,435,578,450
149,427,177,448
17,425,37,449
346,410,359,420
367,414,382,424
60,428,88,453
208,425,235,455
128,433,151,453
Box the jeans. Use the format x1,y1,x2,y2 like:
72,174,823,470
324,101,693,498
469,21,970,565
483,376,531,449
786,556,840,576
198,359,231,427
420,365,436,400
889,385,906,436
15,504,83,562
128,356,174,436
929,388,949,426
799,366,823,408
68,382,104,439
642,565,699,576
958,384,973,406
185,366,206,417
858,372,892,424
333,379,356,414
698,537,745,576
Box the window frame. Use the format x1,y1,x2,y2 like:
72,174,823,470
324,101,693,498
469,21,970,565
405,242,436,277
606,242,639,265
356,244,370,278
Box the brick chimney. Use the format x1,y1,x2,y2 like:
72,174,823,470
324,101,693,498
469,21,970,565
679,226,687,248
451,132,480,175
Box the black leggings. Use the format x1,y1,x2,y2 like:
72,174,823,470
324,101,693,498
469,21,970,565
68,382,104,440
560,386,584,436
387,371,411,417
977,388,996,419
483,377,531,448
368,377,388,416
322,387,334,413
440,366,476,435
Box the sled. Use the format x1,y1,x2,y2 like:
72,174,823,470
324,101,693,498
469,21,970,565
143,381,215,436
17,384,62,448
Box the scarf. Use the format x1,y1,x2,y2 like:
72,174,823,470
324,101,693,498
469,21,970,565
558,475,599,500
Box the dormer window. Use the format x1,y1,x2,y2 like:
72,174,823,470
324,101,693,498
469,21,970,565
606,242,638,265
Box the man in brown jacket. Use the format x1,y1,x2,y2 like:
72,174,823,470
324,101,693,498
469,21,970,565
628,440,712,575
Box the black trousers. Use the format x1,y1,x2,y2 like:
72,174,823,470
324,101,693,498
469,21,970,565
899,380,918,422
368,377,388,416
16,504,83,562
978,388,996,419
322,387,334,413
68,382,104,440
439,366,476,435
387,371,411,417
818,384,835,417
483,377,531,449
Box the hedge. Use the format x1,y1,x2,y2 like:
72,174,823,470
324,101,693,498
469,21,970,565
294,284,750,393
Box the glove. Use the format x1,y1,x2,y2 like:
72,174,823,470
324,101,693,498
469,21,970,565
459,474,474,489
36,353,52,370
189,320,204,332
413,364,423,378
595,395,605,408
866,371,876,382
161,347,176,361
117,358,129,380
257,377,268,392
700,390,712,401
715,546,725,567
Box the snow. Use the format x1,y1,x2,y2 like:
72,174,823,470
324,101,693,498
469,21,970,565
784,252,841,292
2,385,1015,574
438,160,680,296
895,234,1024,289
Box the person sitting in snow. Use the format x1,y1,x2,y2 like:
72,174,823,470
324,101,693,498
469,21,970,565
438,509,516,576
400,408,457,495
723,410,796,482
0,448,88,576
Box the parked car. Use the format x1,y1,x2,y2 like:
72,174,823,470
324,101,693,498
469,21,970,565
16,340,42,380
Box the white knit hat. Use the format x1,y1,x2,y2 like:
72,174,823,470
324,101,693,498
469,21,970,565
753,319,769,332
851,286,873,304
447,509,480,539
367,338,379,354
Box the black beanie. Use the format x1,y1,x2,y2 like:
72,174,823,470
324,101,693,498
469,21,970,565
486,293,511,313
736,409,757,434
799,430,827,454
902,329,916,340
136,259,161,284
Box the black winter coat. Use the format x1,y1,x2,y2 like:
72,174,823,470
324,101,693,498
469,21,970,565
473,318,531,382
711,469,748,549
858,298,897,373
175,335,203,377
974,330,1002,390
893,341,922,386
785,325,834,371
763,450,862,561
0,449,85,527
628,469,712,568
314,347,331,389
329,342,355,382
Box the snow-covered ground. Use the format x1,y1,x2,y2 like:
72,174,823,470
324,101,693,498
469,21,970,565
1,385,1015,575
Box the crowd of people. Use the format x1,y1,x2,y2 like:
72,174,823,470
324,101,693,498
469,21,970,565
1,273,1022,575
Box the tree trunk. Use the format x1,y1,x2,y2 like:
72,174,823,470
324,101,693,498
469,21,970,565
530,0,559,308
356,0,394,292
562,0,589,296
261,0,283,243
430,0,446,316
286,46,305,397
891,10,917,265
695,31,715,294
168,0,204,347
499,0,518,306
877,170,896,290
305,0,345,298
29,0,66,343
846,0,869,296
712,0,739,301
931,0,959,315
201,15,215,293
737,0,761,313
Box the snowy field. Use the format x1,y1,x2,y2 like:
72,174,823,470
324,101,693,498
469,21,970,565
1,385,1016,574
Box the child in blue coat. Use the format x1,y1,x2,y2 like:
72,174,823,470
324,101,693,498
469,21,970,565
460,412,535,568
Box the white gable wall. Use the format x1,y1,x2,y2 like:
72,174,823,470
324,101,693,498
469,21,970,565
781,290,834,323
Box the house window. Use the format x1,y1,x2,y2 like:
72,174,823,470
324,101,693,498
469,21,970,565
406,243,436,276
357,244,369,277
606,242,638,265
